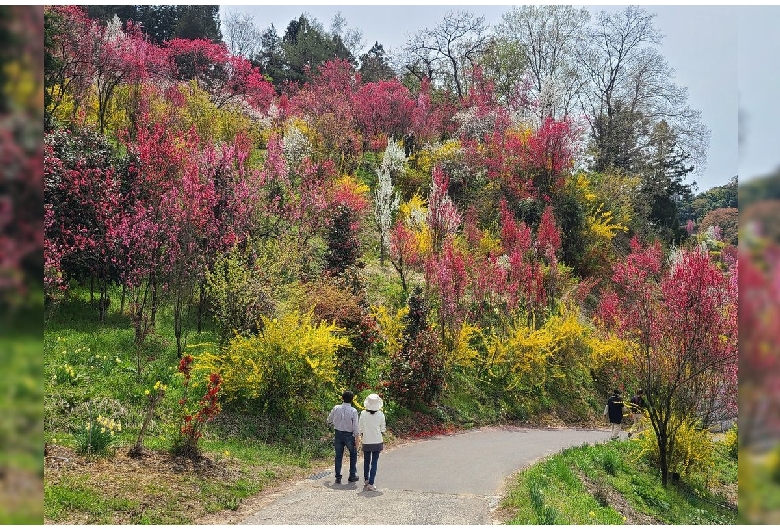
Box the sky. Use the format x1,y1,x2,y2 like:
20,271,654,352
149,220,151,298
222,2,780,191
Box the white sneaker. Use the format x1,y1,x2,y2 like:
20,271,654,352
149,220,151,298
364,484,376,491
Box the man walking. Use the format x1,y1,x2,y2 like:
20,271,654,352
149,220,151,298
604,389,625,440
327,390,360,484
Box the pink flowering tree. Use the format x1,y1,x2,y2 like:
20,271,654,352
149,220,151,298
353,78,416,149
739,245,780,448
286,59,363,172
165,38,274,111
43,128,121,318
426,166,462,253
596,237,738,486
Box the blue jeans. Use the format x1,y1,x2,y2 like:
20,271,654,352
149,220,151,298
363,450,380,485
334,430,357,480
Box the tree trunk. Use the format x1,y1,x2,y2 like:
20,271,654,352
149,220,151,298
150,274,158,327
98,277,108,323
129,393,162,457
174,292,183,358
197,280,205,333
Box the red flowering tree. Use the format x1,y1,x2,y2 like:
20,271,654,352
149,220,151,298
739,246,780,448
425,240,469,343
389,220,419,293
597,237,738,486
409,78,459,144
43,127,121,317
166,38,274,111
286,59,362,172
353,79,416,148
495,199,561,321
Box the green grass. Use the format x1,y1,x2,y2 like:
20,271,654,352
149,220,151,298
1,296,44,524
502,438,737,524
740,447,780,523
44,286,219,448
44,474,139,524
44,286,336,523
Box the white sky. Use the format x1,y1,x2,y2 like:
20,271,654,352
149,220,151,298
222,2,780,191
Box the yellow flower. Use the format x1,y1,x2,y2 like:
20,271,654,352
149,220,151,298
115,357,121,363
101,427,106,434
145,389,151,395
223,450,230,457
589,511,595,518
51,438,57,444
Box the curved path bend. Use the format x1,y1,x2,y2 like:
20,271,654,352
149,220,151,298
240,426,609,525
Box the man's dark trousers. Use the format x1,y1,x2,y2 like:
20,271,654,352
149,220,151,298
334,430,357,481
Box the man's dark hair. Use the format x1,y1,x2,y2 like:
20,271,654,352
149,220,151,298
342,390,354,403
613,389,621,396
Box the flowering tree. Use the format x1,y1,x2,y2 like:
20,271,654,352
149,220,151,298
739,245,780,448
353,79,415,146
44,6,169,134
389,220,418,293
373,140,403,265
426,166,462,253
166,37,274,111
597,237,737,486
44,128,121,317
286,59,362,172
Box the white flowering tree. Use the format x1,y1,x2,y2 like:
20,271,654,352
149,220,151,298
374,140,404,265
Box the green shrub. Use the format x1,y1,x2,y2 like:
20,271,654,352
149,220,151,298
205,238,304,345
539,505,559,525
529,482,545,512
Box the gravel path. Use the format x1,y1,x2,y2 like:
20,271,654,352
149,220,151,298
240,426,609,525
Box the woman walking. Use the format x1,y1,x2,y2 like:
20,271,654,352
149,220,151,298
358,393,386,492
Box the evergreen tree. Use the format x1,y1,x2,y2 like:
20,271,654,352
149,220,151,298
174,5,222,42
359,42,396,82
258,25,286,89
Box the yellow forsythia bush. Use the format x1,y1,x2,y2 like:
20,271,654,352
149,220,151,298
636,415,715,480
196,311,349,415
474,305,590,390
372,304,408,357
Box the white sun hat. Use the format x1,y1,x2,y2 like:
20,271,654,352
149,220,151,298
363,393,384,411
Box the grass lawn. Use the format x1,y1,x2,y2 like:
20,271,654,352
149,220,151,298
0,298,44,524
501,436,737,525
43,287,334,524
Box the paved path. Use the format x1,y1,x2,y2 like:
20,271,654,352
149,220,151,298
240,426,610,525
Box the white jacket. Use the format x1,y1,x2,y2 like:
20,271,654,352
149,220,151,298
358,409,386,444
